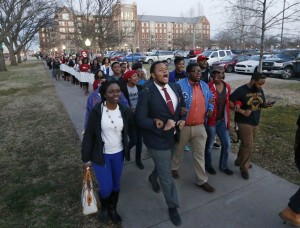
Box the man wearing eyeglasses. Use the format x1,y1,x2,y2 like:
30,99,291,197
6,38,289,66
230,72,274,180
172,63,215,192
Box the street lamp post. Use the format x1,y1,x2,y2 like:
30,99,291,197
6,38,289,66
62,45,66,55
85,38,91,60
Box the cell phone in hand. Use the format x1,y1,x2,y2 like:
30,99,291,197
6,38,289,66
268,100,276,105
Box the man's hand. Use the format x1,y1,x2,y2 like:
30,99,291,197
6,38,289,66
206,109,213,117
154,118,164,128
180,107,187,115
177,120,185,130
164,119,176,131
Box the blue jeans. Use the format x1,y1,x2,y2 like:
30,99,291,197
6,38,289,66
205,120,231,170
92,151,123,198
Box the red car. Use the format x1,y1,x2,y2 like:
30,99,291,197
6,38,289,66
212,55,250,73
188,49,202,58
110,53,127,61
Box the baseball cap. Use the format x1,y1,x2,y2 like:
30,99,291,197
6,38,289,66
197,55,209,62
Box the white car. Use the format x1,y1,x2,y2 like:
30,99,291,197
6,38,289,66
189,50,233,66
235,55,272,74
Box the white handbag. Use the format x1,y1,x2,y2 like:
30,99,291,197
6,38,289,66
81,168,98,215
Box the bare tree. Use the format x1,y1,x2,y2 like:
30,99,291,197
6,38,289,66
64,0,122,53
0,0,56,70
226,0,300,72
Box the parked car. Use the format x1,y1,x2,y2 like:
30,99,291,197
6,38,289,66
189,49,233,66
212,55,251,73
262,52,300,79
293,53,300,76
138,51,174,64
188,49,202,58
118,52,143,62
235,55,272,74
110,52,127,61
175,50,189,58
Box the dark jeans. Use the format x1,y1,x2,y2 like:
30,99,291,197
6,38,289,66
128,126,143,161
289,187,300,213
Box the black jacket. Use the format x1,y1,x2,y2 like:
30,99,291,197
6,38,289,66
120,83,144,107
136,82,186,150
81,102,131,165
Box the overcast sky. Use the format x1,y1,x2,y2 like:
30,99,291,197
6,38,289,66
123,0,300,38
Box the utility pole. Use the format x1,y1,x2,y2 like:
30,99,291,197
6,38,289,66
280,0,286,50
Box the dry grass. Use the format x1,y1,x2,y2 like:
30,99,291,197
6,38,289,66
0,61,118,227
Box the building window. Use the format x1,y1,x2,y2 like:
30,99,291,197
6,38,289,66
142,28,144,33
146,28,149,32
142,35,145,38
146,35,149,38
62,13,69,20
164,29,166,33
59,28,66,32
68,21,74,26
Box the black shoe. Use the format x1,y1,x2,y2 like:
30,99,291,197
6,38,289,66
220,168,234,175
98,197,110,224
206,167,217,175
168,208,181,226
108,191,122,224
148,174,161,193
241,171,249,180
136,160,144,169
196,182,215,193
213,143,221,149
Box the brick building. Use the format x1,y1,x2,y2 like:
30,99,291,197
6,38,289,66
39,3,210,54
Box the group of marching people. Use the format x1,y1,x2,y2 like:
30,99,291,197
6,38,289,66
78,52,278,226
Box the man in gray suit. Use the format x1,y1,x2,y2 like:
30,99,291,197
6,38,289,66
136,61,186,226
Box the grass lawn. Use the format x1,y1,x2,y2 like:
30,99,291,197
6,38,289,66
0,60,299,227
0,61,107,227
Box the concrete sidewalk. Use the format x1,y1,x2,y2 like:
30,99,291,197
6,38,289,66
48,67,298,227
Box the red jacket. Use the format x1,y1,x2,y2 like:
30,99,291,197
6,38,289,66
79,63,90,72
207,81,231,129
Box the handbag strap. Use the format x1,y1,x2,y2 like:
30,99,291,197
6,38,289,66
83,168,93,206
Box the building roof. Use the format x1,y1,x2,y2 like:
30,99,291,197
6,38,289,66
138,15,202,24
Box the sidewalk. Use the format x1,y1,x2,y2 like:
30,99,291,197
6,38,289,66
48,68,297,227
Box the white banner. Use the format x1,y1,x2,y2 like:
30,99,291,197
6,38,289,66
60,64,94,84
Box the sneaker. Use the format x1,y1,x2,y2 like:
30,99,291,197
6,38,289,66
184,146,190,151
213,143,221,149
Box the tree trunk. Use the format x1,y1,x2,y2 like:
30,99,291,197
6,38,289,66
17,52,22,63
0,48,7,72
9,51,17,66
